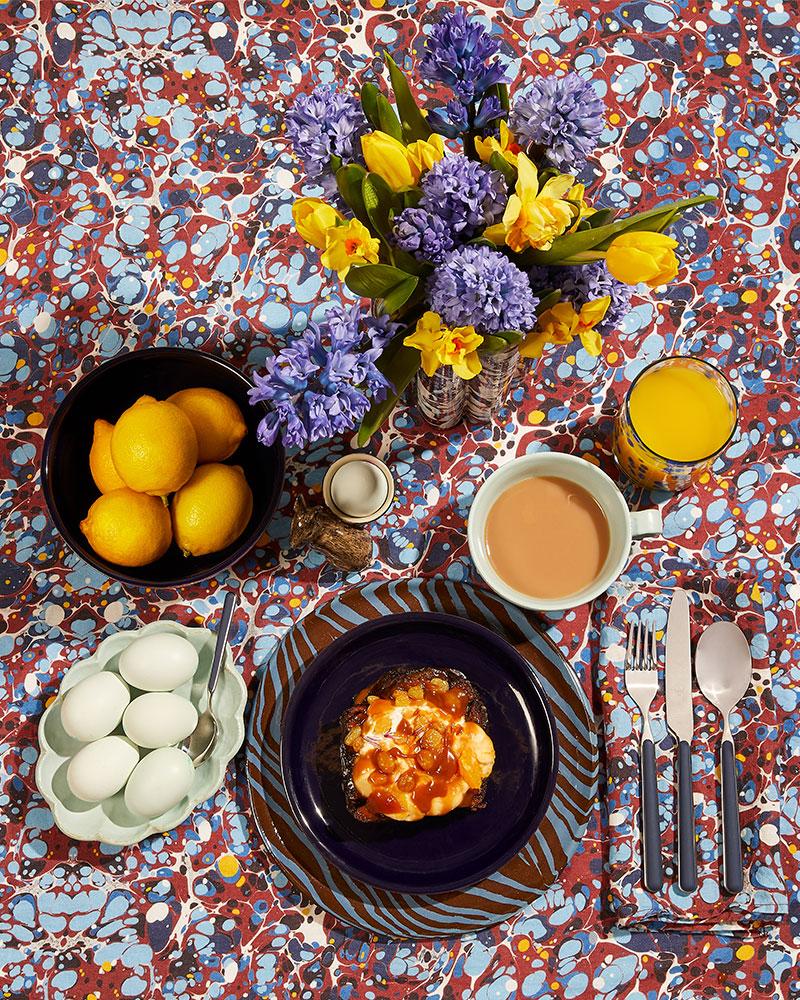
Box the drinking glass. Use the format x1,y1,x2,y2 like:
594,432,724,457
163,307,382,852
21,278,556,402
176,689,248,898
612,356,738,491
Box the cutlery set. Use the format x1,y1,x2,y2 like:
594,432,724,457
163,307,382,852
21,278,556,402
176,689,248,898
624,588,753,895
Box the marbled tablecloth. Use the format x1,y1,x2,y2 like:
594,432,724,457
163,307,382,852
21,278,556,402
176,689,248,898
1,2,799,998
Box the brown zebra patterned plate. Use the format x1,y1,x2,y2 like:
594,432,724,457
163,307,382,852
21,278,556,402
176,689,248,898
245,578,598,939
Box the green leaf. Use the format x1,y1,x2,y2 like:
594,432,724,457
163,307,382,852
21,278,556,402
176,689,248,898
587,207,615,228
344,263,414,299
376,93,403,140
536,290,562,313
401,187,423,210
384,52,431,142
335,164,370,227
485,82,510,113
382,275,419,314
527,195,715,265
489,150,517,188
357,343,421,446
329,154,343,174
391,246,429,276
362,172,399,238
480,335,512,354
493,329,523,345
361,82,382,129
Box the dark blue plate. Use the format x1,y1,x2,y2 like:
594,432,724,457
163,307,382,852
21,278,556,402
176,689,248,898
279,611,559,894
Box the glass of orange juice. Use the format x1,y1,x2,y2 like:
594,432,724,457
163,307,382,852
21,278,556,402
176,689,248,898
612,356,738,491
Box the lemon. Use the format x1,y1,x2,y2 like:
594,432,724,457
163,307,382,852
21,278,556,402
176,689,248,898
167,387,247,463
89,419,125,494
111,396,198,496
172,464,253,557
81,488,173,566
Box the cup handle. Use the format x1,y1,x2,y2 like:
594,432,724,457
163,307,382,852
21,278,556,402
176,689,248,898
629,508,663,538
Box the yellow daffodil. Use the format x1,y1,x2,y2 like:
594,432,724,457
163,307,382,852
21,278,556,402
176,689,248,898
404,311,484,380
573,295,610,356
361,131,444,191
320,218,380,278
520,296,610,359
474,121,521,167
484,152,575,252
566,182,595,230
292,198,344,250
519,302,576,359
606,231,679,287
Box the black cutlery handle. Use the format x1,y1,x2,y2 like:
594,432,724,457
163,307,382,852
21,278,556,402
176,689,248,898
640,737,663,892
721,737,744,895
677,740,697,892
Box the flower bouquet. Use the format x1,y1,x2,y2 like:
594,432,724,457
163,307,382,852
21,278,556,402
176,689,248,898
252,7,712,447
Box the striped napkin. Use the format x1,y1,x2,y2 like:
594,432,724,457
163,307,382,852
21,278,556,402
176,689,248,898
595,551,788,930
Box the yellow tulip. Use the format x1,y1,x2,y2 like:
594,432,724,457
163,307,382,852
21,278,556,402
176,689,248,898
404,311,484,380
475,121,521,167
484,152,575,252
292,197,343,250
320,218,380,279
606,231,679,287
520,296,610,359
361,132,436,191
407,133,445,174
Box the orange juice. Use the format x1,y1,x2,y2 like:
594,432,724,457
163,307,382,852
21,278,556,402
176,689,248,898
628,364,734,461
612,357,738,491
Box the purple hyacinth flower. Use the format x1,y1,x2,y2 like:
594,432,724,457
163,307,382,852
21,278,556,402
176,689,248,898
418,155,506,237
250,304,393,450
285,83,368,181
428,245,540,334
420,8,510,104
393,207,456,264
511,73,605,172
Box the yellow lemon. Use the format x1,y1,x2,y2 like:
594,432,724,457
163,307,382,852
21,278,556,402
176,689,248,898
167,388,247,463
111,396,198,496
80,488,173,566
172,464,253,557
89,419,125,494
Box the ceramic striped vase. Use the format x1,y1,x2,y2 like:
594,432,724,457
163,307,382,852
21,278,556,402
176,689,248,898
414,367,467,428
466,346,520,423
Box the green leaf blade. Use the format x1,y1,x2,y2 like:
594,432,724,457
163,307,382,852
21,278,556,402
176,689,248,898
384,52,431,142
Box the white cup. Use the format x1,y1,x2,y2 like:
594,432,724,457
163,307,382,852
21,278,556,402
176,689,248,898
467,453,662,612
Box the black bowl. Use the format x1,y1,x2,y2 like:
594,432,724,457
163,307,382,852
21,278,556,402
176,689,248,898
280,612,559,894
41,347,284,588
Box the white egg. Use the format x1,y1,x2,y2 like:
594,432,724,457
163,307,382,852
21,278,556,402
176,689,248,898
118,632,198,692
66,736,139,803
60,671,131,742
122,692,198,749
124,747,195,819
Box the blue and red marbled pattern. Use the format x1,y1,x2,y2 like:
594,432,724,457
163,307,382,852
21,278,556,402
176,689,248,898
1,2,799,999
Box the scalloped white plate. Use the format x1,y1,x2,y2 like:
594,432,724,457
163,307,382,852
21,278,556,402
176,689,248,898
36,620,247,845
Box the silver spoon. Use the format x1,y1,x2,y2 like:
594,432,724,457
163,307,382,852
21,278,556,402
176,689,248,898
695,621,752,895
181,591,237,767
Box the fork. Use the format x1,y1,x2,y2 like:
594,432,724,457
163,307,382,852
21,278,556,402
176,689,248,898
624,618,664,893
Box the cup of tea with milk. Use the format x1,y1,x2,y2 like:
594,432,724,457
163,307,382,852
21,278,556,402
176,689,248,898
468,453,662,611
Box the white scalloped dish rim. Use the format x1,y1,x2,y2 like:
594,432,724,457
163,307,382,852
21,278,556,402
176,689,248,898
36,619,247,846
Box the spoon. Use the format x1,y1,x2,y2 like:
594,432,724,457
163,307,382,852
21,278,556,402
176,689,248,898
182,591,237,767
695,620,752,895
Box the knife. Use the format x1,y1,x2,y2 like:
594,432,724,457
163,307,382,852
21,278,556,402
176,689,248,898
665,587,697,892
